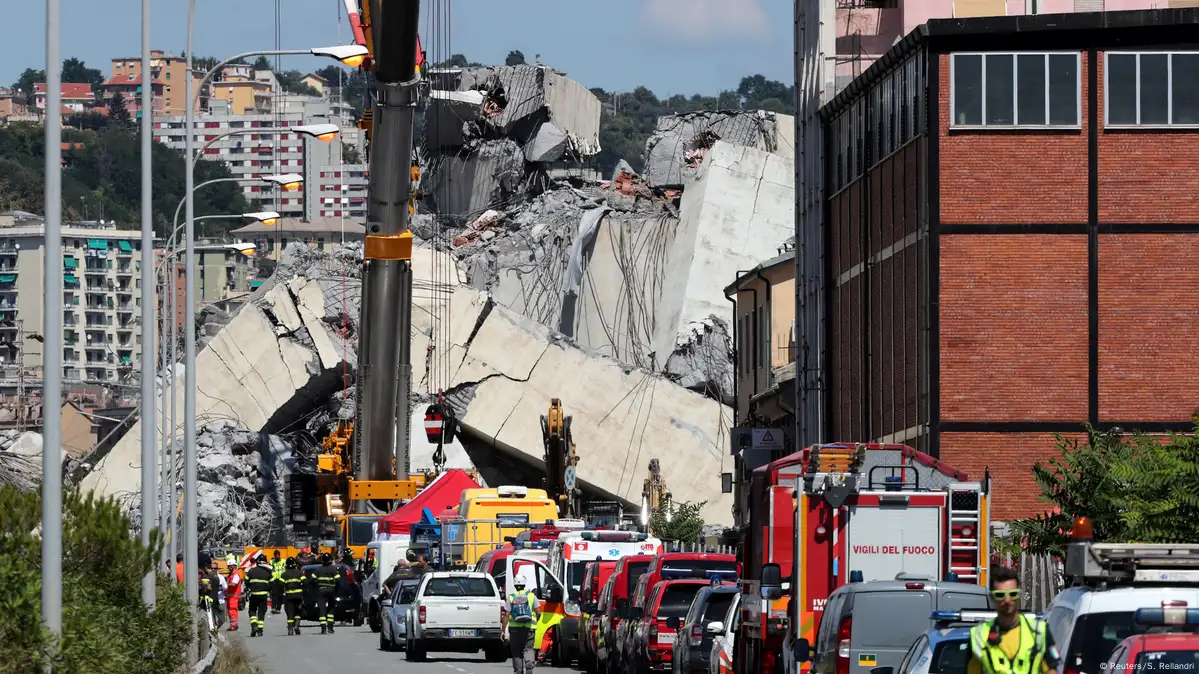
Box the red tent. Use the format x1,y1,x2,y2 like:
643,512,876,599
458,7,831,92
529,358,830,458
376,469,480,536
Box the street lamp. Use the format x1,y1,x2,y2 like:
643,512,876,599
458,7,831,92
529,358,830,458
242,211,282,226
261,173,304,192
181,31,365,608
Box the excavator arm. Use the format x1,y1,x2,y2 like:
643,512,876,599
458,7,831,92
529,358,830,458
541,398,581,518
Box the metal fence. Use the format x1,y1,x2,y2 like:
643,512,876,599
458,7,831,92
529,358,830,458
993,551,1062,614
661,540,736,555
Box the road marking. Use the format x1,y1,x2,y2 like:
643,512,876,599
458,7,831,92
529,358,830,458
443,666,467,673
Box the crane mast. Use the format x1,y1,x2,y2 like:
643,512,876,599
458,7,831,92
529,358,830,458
352,0,422,507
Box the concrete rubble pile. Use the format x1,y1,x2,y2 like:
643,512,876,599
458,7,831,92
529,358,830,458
431,109,797,404
82,240,735,528
423,65,603,223
0,429,45,492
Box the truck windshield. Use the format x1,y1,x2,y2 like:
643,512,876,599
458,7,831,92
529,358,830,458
424,577,498,597
347,516,380,546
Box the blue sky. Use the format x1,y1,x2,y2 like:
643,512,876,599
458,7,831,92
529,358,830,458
2,0,794,96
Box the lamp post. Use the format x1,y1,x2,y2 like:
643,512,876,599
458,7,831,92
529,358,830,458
181,32,367,605
139,0,156,607
188,124,339,169
42,0,64,640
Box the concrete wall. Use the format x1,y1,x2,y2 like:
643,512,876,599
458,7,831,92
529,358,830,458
543,71,602,155
652,141,795,370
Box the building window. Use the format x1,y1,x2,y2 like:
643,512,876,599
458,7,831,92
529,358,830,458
950,52,1080,127
1106,52,1199,127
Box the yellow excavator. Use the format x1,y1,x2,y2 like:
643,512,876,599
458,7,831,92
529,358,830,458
541,399,581,518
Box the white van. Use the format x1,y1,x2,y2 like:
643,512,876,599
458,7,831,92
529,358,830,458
363,539,412,632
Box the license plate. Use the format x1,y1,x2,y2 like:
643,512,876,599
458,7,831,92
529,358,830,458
449,629,477,638
657,633,676,645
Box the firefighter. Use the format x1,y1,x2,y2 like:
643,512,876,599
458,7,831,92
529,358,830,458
503,577,539,674
198,552,221,634
967,566,1059,674
281,557,305,636
313,553,342,634
245,556,274,637
225,559,243,631
270,550,285,614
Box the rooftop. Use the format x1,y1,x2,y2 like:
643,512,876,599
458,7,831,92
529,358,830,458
33,83,94,99
723,250,796,296
230,217,367,235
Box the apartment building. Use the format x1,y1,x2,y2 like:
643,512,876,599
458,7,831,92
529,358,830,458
96,74,165,118
211,65,273,115
110,50,205,115
154,100,343,219
230,217,365,260
313,164,368,221
0,212,146,385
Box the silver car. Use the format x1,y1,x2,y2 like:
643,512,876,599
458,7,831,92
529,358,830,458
380,580,419,652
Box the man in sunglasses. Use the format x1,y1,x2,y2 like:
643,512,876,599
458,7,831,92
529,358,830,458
967,566,1059,674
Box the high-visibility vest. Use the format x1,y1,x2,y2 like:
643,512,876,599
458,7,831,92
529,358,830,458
969,616,1048,674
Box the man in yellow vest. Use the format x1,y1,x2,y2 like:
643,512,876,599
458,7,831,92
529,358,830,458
270,550,285,614
503,577,540,674
967,566,1060,674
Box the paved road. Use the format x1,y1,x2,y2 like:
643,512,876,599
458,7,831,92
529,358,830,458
232,617,581,674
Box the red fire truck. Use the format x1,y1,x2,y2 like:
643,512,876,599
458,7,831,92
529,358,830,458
734,443,990,674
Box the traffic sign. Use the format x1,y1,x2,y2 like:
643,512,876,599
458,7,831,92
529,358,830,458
564,465,577,490
731,427,786,454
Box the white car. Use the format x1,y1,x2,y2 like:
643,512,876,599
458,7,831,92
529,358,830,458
379,578,419,652
708,592,740,673
404,572,508,663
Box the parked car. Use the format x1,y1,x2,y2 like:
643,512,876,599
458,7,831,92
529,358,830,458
672,582,738,674
623,569,736,673
580,560,619,674
379,579,419,652
707,593,740,674
404,571,507,663
793,575,992,674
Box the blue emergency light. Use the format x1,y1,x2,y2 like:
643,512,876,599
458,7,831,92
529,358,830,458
660,568,738,582
930,610,998,624
849,570,864,583
946,572,959,582
1135,608,1199,626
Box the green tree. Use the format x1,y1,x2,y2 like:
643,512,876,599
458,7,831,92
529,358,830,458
107,93,132,127
252,55,272,71
650,500,706,545
12,68,45,98
62,58,104,87
1008,422,1199,558
0,485,193,673
505,50,527,66
440,54,469,68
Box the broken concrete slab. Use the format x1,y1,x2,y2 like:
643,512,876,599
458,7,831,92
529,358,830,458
424,291,733,525
523,122,569,163
456,65,602,156
425,139,527,222
643,110,791,188
649,140,794,397
425,89,485,150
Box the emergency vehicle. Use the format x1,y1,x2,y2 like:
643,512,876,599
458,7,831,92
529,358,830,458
545,530,664,665
735,443,989,674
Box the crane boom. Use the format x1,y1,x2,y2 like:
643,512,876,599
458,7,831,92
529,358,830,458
351,0,423,507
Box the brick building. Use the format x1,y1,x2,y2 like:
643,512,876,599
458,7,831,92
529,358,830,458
818,9,1199,520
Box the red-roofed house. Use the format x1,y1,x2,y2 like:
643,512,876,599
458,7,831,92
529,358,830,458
33,83,94,112
96,74,164,117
